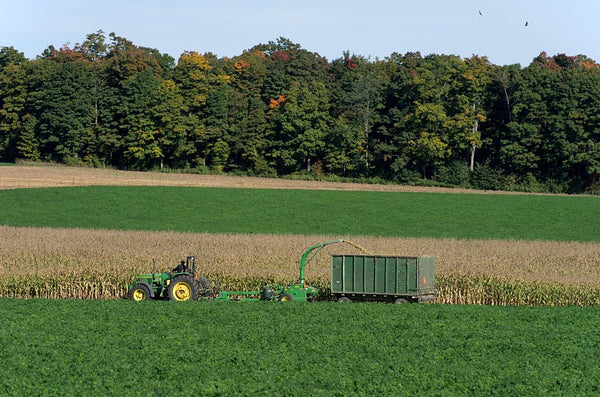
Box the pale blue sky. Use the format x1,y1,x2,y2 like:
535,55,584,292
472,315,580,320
2,1,599,66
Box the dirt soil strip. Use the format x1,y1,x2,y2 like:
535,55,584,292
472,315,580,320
0,165,520,194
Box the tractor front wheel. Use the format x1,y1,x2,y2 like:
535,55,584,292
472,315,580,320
168,276,199,302
129,284,150,301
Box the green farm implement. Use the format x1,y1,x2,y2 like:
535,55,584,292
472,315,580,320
128,256,212,302
215,239,346,302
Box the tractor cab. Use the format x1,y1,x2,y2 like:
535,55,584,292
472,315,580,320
171,256,196,276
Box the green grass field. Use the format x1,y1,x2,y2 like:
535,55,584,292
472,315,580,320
1,298,598,395
0,185,599,241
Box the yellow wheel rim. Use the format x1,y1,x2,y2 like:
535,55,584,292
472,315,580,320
133,288,146,301
173,282,192,301
281,296,289,302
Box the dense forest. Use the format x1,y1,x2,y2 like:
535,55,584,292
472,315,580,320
2,30,600,193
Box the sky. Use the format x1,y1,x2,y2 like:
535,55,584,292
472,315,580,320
2,0,599,66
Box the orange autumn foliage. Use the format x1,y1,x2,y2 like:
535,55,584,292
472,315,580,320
269,94,287,109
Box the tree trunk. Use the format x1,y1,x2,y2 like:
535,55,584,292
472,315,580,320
503,86,511,123
470,103,479,171
364,119,369,169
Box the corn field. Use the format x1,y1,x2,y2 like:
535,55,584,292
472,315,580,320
2,225,600,305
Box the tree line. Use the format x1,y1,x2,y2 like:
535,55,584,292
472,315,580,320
1,30,600,193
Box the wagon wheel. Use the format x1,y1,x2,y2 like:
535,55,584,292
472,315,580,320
337,297,352,303
129,284,150,301
278,293,294,302
394,298,410,304
168,275,198,302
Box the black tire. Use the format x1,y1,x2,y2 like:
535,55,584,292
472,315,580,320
394,298,410,304
278,293,294,302
168,275,199,302
129,284,150,301
337,297,352,303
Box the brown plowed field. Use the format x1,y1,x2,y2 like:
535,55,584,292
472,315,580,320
0,164,521,194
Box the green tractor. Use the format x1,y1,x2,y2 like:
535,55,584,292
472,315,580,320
128,256,212,302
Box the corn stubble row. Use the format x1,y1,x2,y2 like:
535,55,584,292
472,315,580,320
2,226,600,305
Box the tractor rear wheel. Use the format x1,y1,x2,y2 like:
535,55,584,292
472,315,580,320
168,275,199,302
129,284,150,301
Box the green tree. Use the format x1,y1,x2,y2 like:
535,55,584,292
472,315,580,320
448,55,494,170
344,63,385,171
574,139,600,191
72,30,116,166
560,56,600,191
499,122,541,175
387,53,460,178
105,33,163,84
152,79,191,169
103,33,173,168
267,81,331,174
0,47,27,161
74,30,108,62
25,47,97,162
378,52,421,178
323,115,363,176
228,50,270,174
255,37,329,102
173,51,232,168
15,114,39,160
210,139,230,171
119,69,163,169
